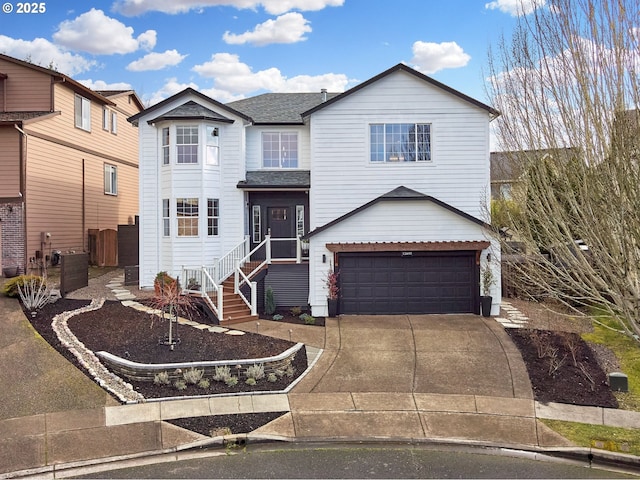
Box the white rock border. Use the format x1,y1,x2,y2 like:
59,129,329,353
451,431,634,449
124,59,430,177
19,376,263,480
51,297,145,404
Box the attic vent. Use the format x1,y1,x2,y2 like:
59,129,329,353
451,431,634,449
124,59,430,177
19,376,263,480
321,88,327,102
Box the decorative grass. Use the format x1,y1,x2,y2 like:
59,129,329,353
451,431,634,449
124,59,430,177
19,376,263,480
540,419,640,456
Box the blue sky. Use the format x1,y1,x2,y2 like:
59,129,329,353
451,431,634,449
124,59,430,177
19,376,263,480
0,0,541,106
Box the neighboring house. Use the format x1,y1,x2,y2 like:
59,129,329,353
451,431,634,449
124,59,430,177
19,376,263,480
129,63,501,322
0,54,143,275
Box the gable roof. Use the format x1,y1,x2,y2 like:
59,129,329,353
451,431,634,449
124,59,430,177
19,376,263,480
97,90,144,111
146,100,235,124
128,87,251,125
227,92,340,124
0,53,115,106
302,63,500,118
304,186,490,239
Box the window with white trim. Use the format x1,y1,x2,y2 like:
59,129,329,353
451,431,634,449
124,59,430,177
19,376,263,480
162,199,170,236
207,198,219,236
296,205,305,237
177,198,199,236
262,132,298,168
206,126,219,165
102,107,109,130
161,127,170,165
370,123,431,162
176,126,198,164
74,94,91,131
252,205,261,243
111,111,117,134
104,164,117,195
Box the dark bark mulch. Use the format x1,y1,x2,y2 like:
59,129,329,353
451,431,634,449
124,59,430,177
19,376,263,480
507,328,618,408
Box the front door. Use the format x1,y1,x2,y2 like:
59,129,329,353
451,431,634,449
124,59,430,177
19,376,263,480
267,206,295,258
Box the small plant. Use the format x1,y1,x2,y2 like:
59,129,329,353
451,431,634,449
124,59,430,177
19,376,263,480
481,263,495,296
225,375,238,387
153,371,171,385
290,306,302,316
267,372,278,383
245,377,256,386
2,274,44,298
186,277,201,291
265,286,276,315
246,363,265,381
183,367,204,385
325,267,339,300
174,379,187,391
284,365,296,378
274,368,285,378
213,365,231,382
272,313,283,321
17,276,52,311
198,378,211,389
300,313,315,325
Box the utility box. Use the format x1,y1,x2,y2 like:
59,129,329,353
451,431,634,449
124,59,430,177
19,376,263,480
609,372,628,392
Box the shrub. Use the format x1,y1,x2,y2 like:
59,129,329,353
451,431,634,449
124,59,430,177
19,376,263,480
265,287,276,315
183,367,204,385
284,365,296,378
2,275,45,298
213,365,231,382
245,363,265,381
197,378,210,389
272,313,283,321
174,379,187,391
225,376,238,387
245,377,256,386
290,306,302,316
153,371,171,385
267,372,278,383
300,313,315,325
18,276,52,311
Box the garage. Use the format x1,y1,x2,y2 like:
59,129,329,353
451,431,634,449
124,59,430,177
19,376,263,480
338,251,479,315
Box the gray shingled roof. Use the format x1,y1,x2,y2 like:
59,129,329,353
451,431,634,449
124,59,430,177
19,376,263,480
0,111,51,122
237,170,311,189
148,100,234,123
227,92,340,124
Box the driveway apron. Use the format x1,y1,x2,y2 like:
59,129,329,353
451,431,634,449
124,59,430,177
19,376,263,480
306,314,532,399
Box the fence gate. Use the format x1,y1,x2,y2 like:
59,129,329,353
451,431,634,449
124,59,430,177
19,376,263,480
88,228,118,267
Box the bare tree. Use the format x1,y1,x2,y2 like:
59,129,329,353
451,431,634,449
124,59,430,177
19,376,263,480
487,0,640,337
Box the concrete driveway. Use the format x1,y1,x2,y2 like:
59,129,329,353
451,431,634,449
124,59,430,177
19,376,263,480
293,314,533,399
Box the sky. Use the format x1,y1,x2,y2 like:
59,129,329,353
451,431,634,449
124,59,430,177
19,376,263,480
0,0,542,107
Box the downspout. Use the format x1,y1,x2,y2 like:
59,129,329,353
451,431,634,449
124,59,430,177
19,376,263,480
82,159,86,252
14,123,27,273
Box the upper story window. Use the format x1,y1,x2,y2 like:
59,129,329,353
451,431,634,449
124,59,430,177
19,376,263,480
206,126,219,165
111,111,117,134
176,126,198,164
161,127,170,165
102,108,109,131
74,94,91,131
104,164,117,195
262,132,298,168
370,123,431,163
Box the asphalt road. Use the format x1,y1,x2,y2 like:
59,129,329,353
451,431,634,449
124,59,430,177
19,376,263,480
71,443,637,479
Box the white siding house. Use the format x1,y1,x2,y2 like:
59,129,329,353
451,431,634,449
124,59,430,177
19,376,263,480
129,64,501,323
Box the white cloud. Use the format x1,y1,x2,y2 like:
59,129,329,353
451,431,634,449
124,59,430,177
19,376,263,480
410,41,471,74
0,35,95,75
223,12,311,46
145,77,200,106
127,49,187,71
112,0,343,16
53,8,156,55
192,52,351,95
77,79,133,90
485,0,545,17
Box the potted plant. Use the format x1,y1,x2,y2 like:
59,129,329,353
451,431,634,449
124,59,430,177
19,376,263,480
325,266,339,317
480,263,495,317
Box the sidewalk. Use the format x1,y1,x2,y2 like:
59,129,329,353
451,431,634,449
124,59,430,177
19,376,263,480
1,273,640,477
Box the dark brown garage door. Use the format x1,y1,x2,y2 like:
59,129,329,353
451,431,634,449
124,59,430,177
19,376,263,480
338,252,478,315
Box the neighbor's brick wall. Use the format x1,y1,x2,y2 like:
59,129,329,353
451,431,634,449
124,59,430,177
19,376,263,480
0,202,25,276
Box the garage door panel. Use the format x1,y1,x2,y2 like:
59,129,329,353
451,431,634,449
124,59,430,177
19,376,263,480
339,252,477,315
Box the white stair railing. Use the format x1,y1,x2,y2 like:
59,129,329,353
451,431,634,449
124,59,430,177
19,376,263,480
181,266,222,320
234,234,271,315
216,237,249,284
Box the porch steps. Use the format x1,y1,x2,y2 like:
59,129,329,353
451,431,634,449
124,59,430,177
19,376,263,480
218,277,258,325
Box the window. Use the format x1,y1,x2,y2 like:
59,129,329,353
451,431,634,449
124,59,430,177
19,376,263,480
162,199,170,236
262,132,298,168
74,94,91,131
370,123,431,162
161,127,170,165
296,205,305,237
207,198,219,236
206,126,219,165
111,111,117,134
102,108,109,131
252,205,261,243
176,126,198,164
104,164,117,195
177,198,199,236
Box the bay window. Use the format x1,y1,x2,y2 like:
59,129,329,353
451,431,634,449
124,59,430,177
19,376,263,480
177,198,199,236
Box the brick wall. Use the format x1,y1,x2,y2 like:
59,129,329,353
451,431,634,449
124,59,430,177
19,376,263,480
0,202,25,276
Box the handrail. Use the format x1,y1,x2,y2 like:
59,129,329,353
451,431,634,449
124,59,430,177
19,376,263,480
234,235,270,314
216,237,249,283
182,266,223,321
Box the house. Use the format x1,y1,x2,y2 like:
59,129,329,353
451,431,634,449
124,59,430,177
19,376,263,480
128,63,501,321
0,54,143,275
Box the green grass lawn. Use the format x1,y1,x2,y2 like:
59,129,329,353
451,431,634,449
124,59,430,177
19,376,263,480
541,419,640,456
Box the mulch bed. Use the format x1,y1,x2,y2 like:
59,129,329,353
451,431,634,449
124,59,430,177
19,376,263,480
507,328,618,408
